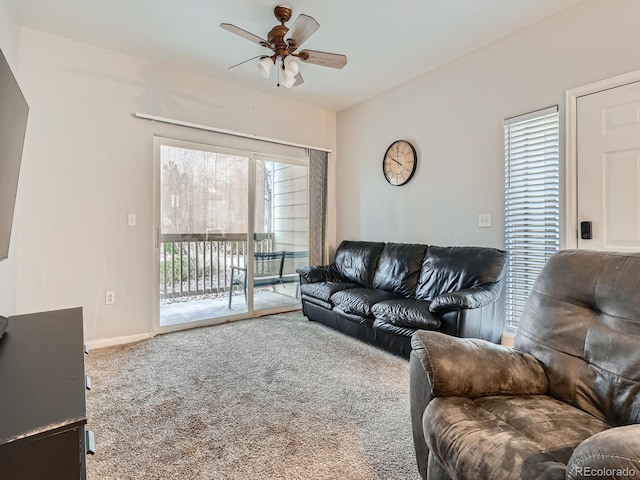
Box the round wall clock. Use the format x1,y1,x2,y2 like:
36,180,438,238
382,140,417,186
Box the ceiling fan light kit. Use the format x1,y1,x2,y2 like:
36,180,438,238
283,55,299,76
258,56,274,78
280,74,296,88
221,5,347,88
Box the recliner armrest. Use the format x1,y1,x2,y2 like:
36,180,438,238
429,282,502,313
411,330,548,397
296,264,343,283
568,426,640,480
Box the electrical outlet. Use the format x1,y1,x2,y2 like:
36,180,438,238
105,291,115,305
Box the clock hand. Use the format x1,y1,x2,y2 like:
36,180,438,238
390,157,402,166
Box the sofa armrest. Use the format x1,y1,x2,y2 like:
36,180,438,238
429,282,502,313
410,330,548,397
568,426,640,479
296,264,342,284
410,349,436,480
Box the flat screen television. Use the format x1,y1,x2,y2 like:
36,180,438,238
0,47,29,262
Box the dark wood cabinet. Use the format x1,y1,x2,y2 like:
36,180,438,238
0,308,89,480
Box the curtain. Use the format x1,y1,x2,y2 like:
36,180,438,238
308,149,328,265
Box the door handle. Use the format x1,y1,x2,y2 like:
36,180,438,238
580,221,592,240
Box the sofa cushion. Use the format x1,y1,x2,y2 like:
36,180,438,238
334,308,375,328
415,246,507,301
334,240,386,288
300,294,332,310
330,288,402,318
372,299,440,330
372,318,417,338
424,395,611,480
372,243,427,297
300,281,359,303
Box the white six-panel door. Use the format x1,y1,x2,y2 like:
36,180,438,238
577,80,640,251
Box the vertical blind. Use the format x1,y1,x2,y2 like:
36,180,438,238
504,106,560,330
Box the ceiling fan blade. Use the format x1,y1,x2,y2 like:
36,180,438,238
227,55,263,70
285,14,319,50
220,23,269,47
298,49,347,69
293,73,304,87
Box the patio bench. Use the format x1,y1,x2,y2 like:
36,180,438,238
228,250,308,308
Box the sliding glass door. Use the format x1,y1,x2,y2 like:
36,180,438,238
252,158,309,312
153,137,308,331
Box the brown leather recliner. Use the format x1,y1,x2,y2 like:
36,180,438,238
410,250,640,480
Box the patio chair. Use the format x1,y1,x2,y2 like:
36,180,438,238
228,250,308,308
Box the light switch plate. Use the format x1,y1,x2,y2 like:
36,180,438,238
127,213,137,227
478,213,492,228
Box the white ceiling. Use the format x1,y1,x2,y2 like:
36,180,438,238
13,0,585,112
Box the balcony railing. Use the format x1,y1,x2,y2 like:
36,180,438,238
160,233,274,301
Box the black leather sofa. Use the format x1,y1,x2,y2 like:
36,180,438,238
297,240,507,358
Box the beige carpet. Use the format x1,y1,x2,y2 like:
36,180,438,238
86,311,421,480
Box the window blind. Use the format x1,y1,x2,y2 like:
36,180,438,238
504,106,560,331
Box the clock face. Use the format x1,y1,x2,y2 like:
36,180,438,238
383,140,417,186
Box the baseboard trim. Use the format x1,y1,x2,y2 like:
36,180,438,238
86,332,155,350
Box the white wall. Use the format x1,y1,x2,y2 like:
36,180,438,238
0,0,21,316
336,0,640,248
15,27,336,343
0,0,19,69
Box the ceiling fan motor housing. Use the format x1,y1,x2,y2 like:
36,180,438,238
269,6,294,56
268,24,290,56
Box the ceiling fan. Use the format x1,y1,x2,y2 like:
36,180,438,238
220,5,347,88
